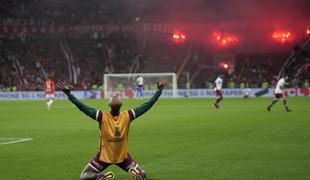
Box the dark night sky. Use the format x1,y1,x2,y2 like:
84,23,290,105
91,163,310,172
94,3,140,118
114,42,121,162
2,0,309,23
128,0,310,21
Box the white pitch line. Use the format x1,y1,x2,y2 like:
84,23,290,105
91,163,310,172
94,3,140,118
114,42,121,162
0,138,33,146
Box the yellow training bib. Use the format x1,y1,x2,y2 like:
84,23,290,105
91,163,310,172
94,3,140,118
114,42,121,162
99,111,131,163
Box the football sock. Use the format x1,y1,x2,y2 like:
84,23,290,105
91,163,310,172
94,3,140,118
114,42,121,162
47,99,53,109
268,100,278,108
283,100,291,111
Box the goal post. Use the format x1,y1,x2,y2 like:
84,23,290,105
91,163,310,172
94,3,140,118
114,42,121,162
103,73,178,98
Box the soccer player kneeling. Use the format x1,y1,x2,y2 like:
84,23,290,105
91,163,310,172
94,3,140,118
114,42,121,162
57,77,168,180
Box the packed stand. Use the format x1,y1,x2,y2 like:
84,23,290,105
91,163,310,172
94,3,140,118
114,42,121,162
1,33,310,91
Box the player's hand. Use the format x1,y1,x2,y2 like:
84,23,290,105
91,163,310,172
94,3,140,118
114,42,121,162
157,77,168,90
56,82,73,95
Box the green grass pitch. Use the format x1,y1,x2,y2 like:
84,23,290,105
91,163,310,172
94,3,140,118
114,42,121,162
0,97,310,180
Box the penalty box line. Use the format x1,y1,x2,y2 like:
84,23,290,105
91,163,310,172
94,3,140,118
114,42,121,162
0,138,33,146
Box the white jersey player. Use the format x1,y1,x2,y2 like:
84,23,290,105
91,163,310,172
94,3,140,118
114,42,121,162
214,76,223,91
136,76,143,86
243,88,251,98
275,78,285,95
267,76,291,112
135,76,144,98
214,75,224,109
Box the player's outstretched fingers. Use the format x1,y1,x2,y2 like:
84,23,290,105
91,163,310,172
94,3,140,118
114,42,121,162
157,78,161,89
158,76,168,89
158,77,163,85
157,77,165,90
56,82,64,89
163,77,168,86
56,82,72,94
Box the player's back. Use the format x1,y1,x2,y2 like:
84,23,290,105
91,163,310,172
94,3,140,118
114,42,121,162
215,77,223,90
276,78,285,89
275,78,285,93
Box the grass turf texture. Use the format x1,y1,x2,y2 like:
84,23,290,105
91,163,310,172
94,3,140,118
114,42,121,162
0,97,309,180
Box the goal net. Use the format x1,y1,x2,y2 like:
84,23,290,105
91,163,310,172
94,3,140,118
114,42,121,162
103,73,178,99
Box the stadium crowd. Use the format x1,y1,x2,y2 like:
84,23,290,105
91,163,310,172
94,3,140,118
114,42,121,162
1,32,310,92
1,0,310,92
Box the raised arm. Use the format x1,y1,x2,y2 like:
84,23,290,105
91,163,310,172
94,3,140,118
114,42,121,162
56,82,99,121
131,77,168,120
